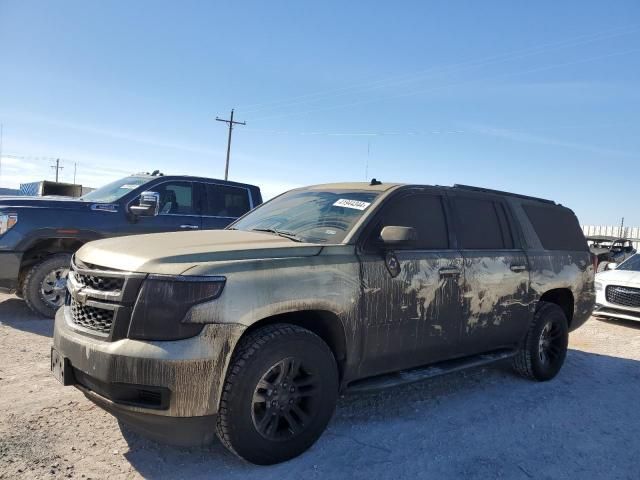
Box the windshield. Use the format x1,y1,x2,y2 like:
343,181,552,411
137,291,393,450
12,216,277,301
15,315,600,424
231,189,380,243
616,253,640,271
80,176,151,203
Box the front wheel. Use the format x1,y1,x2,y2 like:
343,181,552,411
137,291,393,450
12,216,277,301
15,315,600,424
513,302,569,381
23,253,71,318
216,324,338,465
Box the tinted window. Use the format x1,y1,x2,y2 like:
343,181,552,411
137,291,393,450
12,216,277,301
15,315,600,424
454,196,513,249
523,204,587,251
367,193,449,249
205,184,250,218
154,182,196,215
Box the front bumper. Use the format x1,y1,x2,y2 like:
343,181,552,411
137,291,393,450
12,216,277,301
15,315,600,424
593,287,640,322
593,303,640,322
53,306,246,444
0,251,22,292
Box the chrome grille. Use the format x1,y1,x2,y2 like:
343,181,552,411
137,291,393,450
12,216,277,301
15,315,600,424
75,272,124,291
70,298,114,334
606,285,640,308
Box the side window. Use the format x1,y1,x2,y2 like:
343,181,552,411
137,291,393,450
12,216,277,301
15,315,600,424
523,204,588,251
154,182,196,215
454,196,513,249
205,184,251,218
366,193,449,250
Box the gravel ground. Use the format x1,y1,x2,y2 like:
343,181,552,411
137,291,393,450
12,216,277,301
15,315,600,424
1,292,639,479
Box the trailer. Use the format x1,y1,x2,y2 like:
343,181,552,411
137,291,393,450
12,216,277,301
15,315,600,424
19,180,84,197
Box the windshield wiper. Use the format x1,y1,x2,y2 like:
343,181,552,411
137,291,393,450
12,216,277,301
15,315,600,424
250,228,303,242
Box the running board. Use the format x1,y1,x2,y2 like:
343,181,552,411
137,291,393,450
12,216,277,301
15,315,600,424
347,349,517,393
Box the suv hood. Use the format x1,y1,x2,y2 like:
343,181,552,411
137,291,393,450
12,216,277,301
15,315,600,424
77,230,324,274
0,196,90,211
596,269,640,287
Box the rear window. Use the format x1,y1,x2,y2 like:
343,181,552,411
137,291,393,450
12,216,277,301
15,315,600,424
523,204,587,251
453,197,514,249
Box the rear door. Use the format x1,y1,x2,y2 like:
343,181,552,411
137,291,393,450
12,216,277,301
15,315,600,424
449,193,530,354
357,188,465,377
201,183,253,230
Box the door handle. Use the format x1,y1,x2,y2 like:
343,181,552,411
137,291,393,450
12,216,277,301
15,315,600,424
510,264,527,272
439,267,461,278
180,224,200,230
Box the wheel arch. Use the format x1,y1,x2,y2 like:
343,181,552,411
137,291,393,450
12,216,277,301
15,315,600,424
539,288,574,326
239,310,348,383
18,237,86,284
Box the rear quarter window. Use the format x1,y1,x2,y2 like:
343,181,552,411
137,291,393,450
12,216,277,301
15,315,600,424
523,204,587,251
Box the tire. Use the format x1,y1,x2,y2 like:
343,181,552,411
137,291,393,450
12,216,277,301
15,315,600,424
23,253,72,318
216,324,339,465
596,261,609,273
513,301,569,381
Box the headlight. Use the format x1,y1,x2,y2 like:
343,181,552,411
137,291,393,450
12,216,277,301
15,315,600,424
0,213,18,235
595,281,603,291
128,275,226,340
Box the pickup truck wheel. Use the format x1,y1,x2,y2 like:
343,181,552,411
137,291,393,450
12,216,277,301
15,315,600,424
513,301,568,381
23,253,71,318
216,324,338,465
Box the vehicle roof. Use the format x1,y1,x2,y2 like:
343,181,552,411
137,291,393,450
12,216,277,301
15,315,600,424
586,235,638,242
131,174,260,189
303,182,557,205
305,182,402,192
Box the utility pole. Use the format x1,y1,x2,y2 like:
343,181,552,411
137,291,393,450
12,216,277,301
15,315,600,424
216,109,246,180
73,162,77,184
51,158,63,182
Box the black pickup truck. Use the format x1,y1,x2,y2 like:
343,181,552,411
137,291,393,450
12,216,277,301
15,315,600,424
0,173,262,317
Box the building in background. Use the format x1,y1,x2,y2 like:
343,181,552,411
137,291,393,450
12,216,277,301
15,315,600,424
18,180,93,197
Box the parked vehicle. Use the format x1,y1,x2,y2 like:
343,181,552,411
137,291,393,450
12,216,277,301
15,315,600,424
587,236,637,272
0,173,262,317
51,181,594,464
593,254,640,322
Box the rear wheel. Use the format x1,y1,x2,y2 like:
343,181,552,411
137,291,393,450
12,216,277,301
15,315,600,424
513,301,569,381
216,324,338,465
23,253,71,318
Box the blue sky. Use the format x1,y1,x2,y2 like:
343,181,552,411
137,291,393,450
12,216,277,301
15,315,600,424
1,1,639,224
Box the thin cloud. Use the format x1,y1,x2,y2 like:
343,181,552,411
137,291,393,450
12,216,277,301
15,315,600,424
466,124,636,158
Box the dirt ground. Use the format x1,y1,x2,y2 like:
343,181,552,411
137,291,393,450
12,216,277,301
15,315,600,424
1,292,639,480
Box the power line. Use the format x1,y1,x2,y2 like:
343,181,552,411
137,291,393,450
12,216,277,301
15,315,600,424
215,108,246,181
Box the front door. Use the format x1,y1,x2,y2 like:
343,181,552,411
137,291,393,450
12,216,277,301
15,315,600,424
449,193,531,354
133,180,202,234
357,189,465,377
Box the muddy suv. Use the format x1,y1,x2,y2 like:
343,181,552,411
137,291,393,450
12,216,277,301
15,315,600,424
52,182,594,464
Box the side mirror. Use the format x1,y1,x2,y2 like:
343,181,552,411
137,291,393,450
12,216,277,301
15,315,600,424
380,226,417,246
606,262,618,270
129,191,160,217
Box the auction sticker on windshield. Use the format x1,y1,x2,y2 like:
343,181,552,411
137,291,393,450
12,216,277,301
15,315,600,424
333,199,371,210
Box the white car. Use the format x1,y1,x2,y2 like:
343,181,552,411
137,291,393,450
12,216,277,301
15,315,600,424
594,253,640,322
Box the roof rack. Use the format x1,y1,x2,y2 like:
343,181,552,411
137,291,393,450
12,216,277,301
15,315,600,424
453,184,555,204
